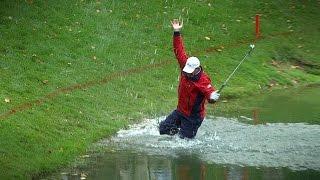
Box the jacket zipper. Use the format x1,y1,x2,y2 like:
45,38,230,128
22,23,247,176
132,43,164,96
187,82,191,113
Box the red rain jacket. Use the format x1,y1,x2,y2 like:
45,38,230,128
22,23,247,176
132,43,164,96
173,32,216,119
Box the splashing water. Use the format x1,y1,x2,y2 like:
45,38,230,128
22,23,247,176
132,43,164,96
100,117,320,171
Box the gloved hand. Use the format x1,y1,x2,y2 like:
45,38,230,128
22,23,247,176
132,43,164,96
209,91,220,103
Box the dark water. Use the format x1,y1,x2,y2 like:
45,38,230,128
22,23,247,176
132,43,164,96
216,86,320,124
46,87,320,180
55,150,319,180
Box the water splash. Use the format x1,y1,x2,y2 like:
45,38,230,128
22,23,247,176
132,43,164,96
100,117,320,171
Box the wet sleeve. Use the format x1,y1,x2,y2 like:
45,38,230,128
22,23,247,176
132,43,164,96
173,32,188,69
198,76,216,100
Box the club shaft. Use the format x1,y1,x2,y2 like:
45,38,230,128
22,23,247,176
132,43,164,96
218,48,253,93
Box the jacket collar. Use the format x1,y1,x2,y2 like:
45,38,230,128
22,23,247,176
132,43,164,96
184,66,203,82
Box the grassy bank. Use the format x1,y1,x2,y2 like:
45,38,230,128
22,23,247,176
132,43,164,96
0,0,319,178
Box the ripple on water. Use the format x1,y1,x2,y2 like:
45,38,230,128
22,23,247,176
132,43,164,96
100,117,320,171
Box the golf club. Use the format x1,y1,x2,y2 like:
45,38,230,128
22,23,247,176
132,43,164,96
217,44,255,93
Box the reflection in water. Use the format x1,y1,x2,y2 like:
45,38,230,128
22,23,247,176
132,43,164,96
51,150,319,180
215,86,320,124
48,117,320,180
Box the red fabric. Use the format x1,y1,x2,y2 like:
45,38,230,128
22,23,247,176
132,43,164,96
173,34,216,118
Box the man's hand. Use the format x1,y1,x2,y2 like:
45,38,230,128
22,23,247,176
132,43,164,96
208,91,220,103
171,19,183,32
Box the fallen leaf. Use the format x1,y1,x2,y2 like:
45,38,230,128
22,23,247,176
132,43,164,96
42,80,49,84
271,60,279,67
268,80,277,88
291,65,302,69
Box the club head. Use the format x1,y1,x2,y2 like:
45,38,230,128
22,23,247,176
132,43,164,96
248,44,255,55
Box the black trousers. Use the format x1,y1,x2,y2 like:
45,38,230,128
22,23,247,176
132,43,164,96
159,110,203,139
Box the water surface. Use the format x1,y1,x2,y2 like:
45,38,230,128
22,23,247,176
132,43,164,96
47,87,320,180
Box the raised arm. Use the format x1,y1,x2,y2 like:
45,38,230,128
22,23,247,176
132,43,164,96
171,19,188,69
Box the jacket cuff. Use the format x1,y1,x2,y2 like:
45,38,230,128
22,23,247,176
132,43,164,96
173,31,181,36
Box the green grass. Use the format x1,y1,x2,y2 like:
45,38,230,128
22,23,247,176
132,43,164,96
0,0,319,178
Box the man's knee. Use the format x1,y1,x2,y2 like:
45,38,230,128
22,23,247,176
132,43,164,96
179,129,196,139
159,122,168,134
159,122,179,135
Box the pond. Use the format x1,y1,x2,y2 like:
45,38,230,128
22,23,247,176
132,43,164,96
214,85,320,124
47,87,320,180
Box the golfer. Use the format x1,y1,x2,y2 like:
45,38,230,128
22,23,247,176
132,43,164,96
159,19,220,139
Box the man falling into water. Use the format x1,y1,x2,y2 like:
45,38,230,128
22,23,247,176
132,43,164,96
159,19,220,139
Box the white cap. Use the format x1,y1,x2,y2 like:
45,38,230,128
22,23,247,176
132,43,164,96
183,57,200,73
